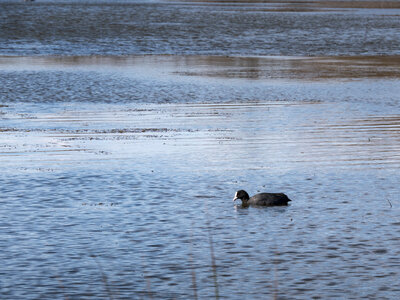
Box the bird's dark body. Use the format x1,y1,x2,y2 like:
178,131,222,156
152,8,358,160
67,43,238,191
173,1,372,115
233,190,291,207
248,193,291,206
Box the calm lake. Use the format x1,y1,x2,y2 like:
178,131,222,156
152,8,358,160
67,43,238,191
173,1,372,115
1,1,400,299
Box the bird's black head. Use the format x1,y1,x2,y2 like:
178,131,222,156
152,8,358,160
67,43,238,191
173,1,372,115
233,190,250,203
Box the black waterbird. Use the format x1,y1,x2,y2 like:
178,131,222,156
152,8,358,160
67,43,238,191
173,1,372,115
233,190,291,207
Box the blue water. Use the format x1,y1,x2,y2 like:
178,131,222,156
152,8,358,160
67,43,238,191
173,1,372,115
1,0,400,56
1,1,400,299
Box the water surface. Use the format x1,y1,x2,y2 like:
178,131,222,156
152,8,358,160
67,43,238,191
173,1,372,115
1,0,400,56
1,55,400,299
1,1,400,299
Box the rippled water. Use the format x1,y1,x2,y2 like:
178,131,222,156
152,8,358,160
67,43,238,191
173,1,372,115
1,1,400,299
1,0,400,56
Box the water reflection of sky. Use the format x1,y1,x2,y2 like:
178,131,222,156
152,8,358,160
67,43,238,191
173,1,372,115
1,56,400,111
1,2,400,298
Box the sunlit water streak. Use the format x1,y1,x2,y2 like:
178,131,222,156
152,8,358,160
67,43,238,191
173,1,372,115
1,102,400,172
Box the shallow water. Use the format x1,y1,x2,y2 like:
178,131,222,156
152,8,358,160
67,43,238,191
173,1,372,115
1,55,400,299
1,1,400,299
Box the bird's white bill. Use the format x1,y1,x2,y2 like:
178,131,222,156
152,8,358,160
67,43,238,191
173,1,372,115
233,192,238,201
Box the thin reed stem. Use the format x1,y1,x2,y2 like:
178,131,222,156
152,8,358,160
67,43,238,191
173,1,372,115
189,224,198,300
91,255,114,300
205,203,220,300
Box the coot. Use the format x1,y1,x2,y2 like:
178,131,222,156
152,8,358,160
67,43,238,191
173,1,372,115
233,190,291,207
